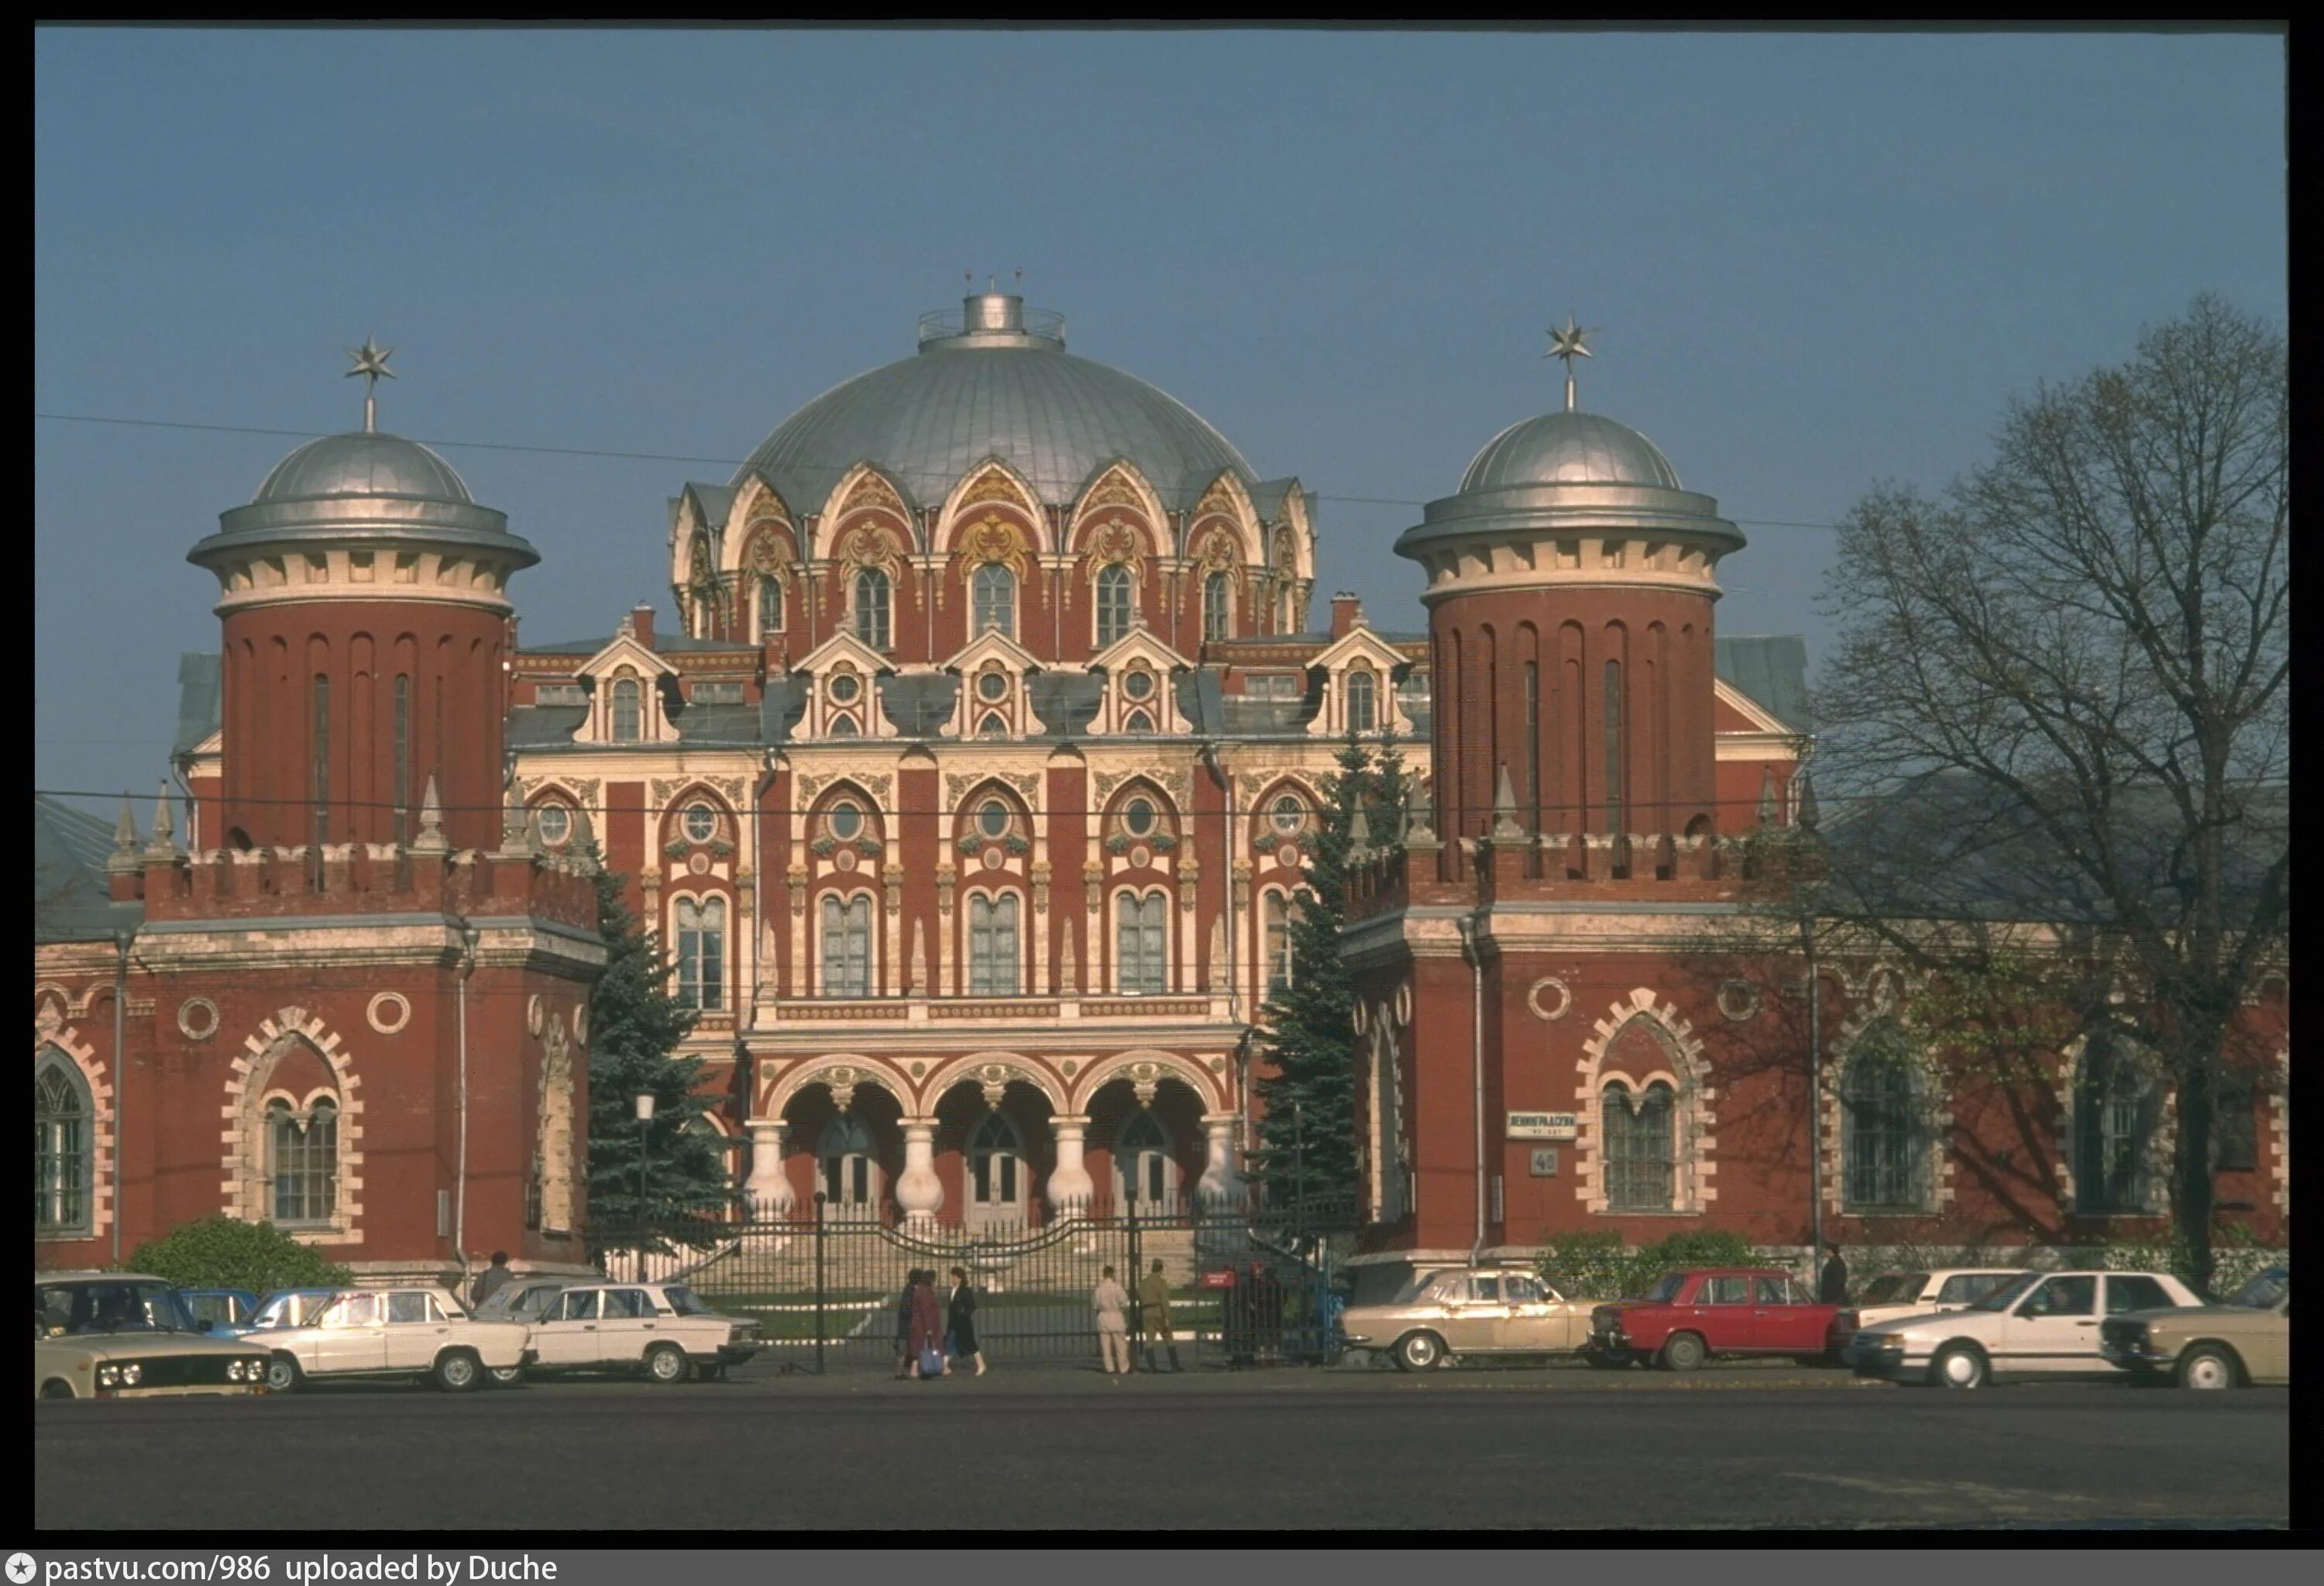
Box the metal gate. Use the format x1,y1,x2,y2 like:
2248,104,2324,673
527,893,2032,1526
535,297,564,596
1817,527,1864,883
596,1197,1356,1373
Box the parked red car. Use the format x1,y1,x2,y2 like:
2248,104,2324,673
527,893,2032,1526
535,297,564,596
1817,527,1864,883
1586,1268,1848,1371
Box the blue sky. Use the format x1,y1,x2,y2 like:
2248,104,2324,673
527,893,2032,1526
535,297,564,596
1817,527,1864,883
35,28,2285,809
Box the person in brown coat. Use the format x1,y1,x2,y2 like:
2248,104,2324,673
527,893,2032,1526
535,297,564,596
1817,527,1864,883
908,1270,945,1378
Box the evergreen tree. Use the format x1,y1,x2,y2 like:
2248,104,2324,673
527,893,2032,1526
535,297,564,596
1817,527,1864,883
581,848,734,1237
1250,731,1406,1217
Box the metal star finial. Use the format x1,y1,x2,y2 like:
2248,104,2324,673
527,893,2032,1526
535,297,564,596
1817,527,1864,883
1544,314,1597,412
345,335,396,432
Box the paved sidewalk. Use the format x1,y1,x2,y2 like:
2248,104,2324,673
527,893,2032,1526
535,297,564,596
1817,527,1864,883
715,1357,1893,1395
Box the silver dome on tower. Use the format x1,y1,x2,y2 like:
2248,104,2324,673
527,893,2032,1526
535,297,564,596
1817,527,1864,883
1459,411,1684,492
734,292,1257,514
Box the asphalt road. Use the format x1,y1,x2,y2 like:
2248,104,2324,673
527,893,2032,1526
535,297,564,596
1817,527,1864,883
35,1369,2289,1532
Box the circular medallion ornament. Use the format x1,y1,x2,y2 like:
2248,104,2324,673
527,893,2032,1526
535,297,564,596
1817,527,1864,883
689,851,711,876
1129,845,1152,869
1394,982,1414,1027
1277,845,1300,870
366,992,411,1036
1717,980,1761,1024
177,997,221,1041
1527,977,1572,1023
835,848,858,872
982,848,1004,871
528,996,545,1036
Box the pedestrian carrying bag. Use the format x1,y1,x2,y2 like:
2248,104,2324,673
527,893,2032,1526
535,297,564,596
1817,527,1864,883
920,1346,944,1378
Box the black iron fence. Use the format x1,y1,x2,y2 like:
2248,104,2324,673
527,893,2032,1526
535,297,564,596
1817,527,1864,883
593,1196,1360,1373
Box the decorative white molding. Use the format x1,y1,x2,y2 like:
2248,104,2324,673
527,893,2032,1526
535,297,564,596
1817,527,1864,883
218,1007,366,1246
36,1024,114,1241
1575,989,1715,1216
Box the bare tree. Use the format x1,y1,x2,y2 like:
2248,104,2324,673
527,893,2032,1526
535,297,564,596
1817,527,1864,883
1812,295,2288,1290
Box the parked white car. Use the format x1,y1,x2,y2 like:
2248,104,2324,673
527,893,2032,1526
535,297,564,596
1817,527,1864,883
1851,1269,2201,1388
521,1282,758,1385
470,1276,584,1385
260,1287,533,1393
1834,1268,2027,1361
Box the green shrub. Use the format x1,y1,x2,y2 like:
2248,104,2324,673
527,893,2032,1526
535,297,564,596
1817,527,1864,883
129,1216,352,1295
1537,1229,1763,1299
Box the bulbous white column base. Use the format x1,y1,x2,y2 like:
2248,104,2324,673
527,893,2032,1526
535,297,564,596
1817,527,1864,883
1047,1114,1097,1220
744,1118,794,1218
1196,1113,1246,1210
896,1118,944,1227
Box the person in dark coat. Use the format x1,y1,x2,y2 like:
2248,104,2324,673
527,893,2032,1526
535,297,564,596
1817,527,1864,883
908,1271,945,1378
469,1252,513,1310
947,1265,985,1377
1819,1244,1850,1305
893,1269,920,1379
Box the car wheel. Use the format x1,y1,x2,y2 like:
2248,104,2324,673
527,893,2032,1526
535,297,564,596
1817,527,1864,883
40,1380,75,1400
265,1354,304,1394
1932,1344,1988,1389
432,1350,483,1393
1392,1332,1446,1372
1587,1348,1634,1370
486,1366,524,1388
1659,1333,1707,1372
2176,1345,2240,1391
644,1343,691,1385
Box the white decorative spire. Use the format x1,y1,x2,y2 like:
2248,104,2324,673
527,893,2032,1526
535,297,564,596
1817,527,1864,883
147,780,177,856
1545,313,1596,414
345,335,395,434
412,773,449,855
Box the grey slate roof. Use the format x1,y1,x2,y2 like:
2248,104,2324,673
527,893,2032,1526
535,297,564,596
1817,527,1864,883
174,652,222,756
878,675,960,738
1028,673,1103,737
518,634,758,656
34,796,142,944
679,483,736,532
1715,635,1811,732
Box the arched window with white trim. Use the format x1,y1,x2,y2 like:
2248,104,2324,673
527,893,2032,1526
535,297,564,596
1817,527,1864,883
35,1051,92,1237
1263,891,1294,998
853,567,892,651
1602,1080,1675,1212
2075,1037,2161,1214
755,573,784,640
968,1111,1026,1224
1202,571,1232,643
971,562,1016,639
969,893,1020,996
1113,1110,1177,1211
1346,669,1377,734
675,896,727,1011
1115,891,1167,994
267,1097,339,1226
1841,1027,1931,1211
610,677,643,742
819,1114,879,1216
820,894,872,998
1095,564,1134,647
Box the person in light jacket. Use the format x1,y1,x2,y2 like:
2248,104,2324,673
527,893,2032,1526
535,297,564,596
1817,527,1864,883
1092,1264,1131,1377
947,1265,985,1377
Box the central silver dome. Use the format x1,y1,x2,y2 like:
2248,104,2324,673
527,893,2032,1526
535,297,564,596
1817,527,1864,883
253,432,474,505
734,294,1255,514
1458,411,1682,494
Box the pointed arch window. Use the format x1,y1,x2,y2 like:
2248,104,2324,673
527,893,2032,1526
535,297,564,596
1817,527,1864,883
1603,1079,1676,1211
755,573,785,640
1263,891,1294,997
1116,891,1167,994
1603,659,1625,829
853,567,892,651
610,678,643,742
675,896,727,1011
1096,564,1134,647
268,1098,339,1226
819,1115,878,1211
969,893,1021,996
1346,669,1377,735
972,562,1016,639
821,893,872,998
2075,1039,2159,1213
1116,1110,1174,1209
969,1111,1024,1209
310,673,330,848
1841,1034,1930,1211
35,1054,92,1235
1203,571,1232,643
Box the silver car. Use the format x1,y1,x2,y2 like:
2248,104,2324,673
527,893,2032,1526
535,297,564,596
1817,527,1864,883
1340,1266,1602,1372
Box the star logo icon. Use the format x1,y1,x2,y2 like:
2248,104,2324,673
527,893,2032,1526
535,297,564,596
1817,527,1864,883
9,1552,38,1584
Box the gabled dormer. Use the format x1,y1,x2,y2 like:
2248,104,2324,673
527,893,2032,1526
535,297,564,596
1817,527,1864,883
575,622,681,745
1088,623,1193,737
1306,621,1411,738
942,626,1044,740
795,628,899,741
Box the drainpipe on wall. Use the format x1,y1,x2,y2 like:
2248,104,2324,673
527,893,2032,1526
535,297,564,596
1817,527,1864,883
1457,913,1487,1263
111,928,131,1268
1803,907,1824,1266
455,923,480,1275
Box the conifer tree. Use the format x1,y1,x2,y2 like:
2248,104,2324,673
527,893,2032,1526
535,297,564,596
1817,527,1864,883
582,848,734,1234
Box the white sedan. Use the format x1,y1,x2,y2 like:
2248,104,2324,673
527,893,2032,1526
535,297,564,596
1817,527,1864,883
521,1282,758,1385
1834,1268,2026,1361
1851,1270,2202,1388
260,1288,533,1393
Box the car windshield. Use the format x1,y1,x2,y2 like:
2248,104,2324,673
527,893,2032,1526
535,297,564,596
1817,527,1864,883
1968,1273,2045,1312
662,1286,716,1317
1858,1274,1927,1306
1642,1273,1687,1303
36,1281,199,1336
2226,1270,2288,1310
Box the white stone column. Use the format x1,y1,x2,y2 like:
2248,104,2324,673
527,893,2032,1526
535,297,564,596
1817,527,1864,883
896,1117,944,1229
744,1117,792,1217
1047,1114,1096,1220
1197,1112,1246,1210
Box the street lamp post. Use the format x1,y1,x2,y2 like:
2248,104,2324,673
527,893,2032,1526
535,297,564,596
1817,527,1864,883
633,1092,656,1220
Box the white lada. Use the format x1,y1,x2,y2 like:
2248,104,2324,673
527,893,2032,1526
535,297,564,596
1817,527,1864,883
260,1286,534,1393
1850,1269,2200,1388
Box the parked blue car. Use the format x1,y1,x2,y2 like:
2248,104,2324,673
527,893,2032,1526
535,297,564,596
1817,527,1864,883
174,1288,261,1333
214,1288,342,1337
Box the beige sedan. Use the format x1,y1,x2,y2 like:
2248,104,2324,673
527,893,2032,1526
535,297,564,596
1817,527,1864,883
1340,1267,1600,1371
2099,1266,2289,1388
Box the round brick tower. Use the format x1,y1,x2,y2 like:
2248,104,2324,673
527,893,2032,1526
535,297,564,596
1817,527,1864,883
188,356,538,854
1395,373,1745,865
